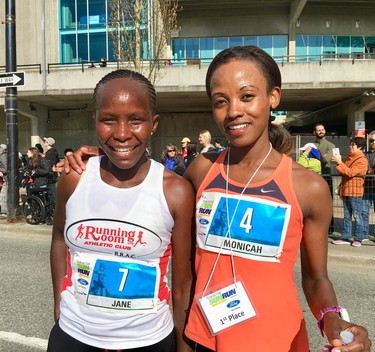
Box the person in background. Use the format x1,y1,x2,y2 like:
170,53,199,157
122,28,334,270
48,69,194,352
297,142,322,174
181,137,191,159
44,137,59,168
44,137,59,200
362,131,375,241
184,142,199,168
23,147,52,188
161,143,186,176
0,144,7,215
35,143,45,158
332,137,368,247
314,123,336,234
99,57,107,67
198,130,215,153
214,138,225,152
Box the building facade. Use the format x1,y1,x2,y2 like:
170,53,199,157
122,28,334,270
0,0,375,158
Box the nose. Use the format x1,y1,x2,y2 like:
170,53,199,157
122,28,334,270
113,120,131,141
226,99,244,119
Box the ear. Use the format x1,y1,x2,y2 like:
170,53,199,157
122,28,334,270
269,86,281,110
151,114,160,135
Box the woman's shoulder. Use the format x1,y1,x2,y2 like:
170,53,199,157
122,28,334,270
184,152,220,190
292,160,330,200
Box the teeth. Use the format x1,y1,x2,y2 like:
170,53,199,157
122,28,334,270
228,124,248,130
114,147,134,153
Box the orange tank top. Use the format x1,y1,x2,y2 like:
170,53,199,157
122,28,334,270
185,151,309,352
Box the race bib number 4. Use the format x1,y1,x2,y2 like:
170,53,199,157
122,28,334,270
196,192,291,262
73,253,160,313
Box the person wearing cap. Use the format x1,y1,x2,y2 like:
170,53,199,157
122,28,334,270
180,137,190,159
44,137,59,200
44,137,59,168
297,143,322,174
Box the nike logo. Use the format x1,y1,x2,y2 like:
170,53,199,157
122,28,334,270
260,188,275,193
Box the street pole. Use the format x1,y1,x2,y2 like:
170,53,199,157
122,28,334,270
5,0,19,220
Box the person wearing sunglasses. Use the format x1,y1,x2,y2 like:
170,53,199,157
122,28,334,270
363,131,375,241
161,143,186,176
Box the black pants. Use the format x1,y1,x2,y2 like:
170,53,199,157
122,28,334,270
47,321,176,352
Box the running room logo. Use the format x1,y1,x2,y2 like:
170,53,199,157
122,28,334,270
66,219,162,257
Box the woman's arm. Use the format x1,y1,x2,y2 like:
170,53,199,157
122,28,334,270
294,164,371,351
50,170,81,322
164,170,195,352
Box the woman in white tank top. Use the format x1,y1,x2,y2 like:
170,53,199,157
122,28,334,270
48,70,195,352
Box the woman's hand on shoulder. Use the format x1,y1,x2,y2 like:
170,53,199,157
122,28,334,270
184,152,218,191
64,146,99,174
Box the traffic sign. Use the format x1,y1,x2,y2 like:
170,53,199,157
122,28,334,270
0,71,25,87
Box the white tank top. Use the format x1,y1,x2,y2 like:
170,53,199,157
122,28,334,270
59,156,174,349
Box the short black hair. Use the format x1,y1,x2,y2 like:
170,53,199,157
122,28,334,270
93,69,157,114
351,137,366,150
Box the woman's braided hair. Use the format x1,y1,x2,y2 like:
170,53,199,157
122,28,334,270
93,69,157,114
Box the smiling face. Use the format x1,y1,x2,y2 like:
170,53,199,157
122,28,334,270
209,59,280,148
94,77,159,171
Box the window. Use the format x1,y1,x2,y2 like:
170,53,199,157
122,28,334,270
214,37,228,55
308,36,322,60
186,39,199,59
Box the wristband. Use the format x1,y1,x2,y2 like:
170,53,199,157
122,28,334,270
318,306,349,337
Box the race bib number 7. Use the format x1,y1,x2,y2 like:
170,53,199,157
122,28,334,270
73,253,160,313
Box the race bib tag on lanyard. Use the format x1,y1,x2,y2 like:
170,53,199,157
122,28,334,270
197,280,256,335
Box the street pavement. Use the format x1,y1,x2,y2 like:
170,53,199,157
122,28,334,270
0,218,374,351
1,218,374,265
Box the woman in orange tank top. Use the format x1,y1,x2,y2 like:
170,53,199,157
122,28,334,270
183,46,371,352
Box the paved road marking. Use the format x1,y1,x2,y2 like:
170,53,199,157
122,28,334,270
0,331,48,349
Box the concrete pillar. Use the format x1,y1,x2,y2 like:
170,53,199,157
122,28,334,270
347,111,365,138
18,100,48,148
288,23,296,62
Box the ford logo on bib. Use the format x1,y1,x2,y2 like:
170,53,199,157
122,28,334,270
227,300,240,308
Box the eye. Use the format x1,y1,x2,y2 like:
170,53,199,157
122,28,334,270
213,97,227,107
242,93,254,100
98,116,116,125
129,116,144,125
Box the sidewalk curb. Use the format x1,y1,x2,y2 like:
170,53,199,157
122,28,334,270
0,220,52,236
1,221,375,266
328,253,375,267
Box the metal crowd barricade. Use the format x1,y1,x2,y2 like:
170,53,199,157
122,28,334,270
324,173,375,238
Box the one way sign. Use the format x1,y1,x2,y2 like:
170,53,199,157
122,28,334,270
0,71,25,87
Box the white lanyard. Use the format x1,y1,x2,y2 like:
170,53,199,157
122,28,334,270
201,142,273,296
